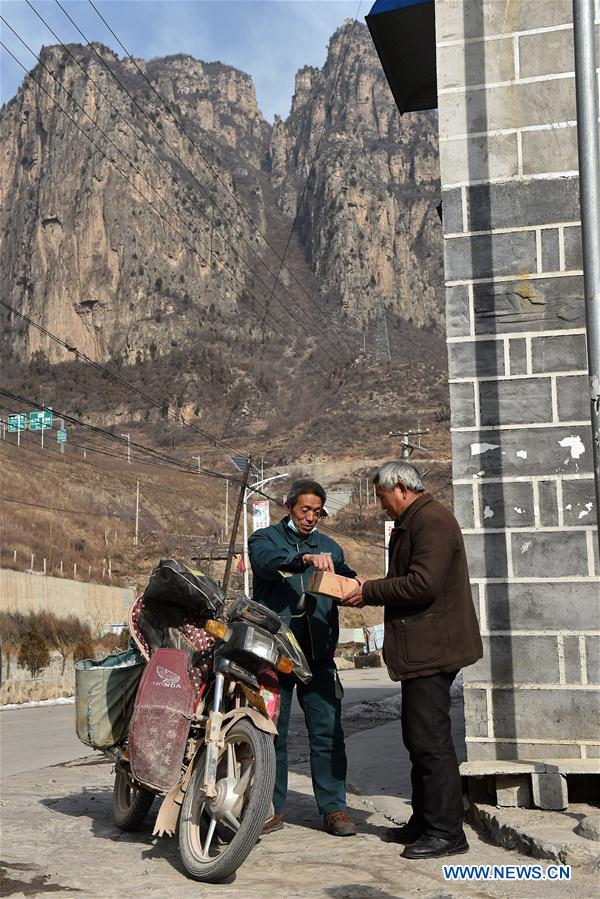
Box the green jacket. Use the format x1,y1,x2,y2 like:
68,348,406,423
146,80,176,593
248,517,356,660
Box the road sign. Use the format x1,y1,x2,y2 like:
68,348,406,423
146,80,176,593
252,499,270,532
7,414,26,432
57,429,68,444
229,455,259,477
29,409,53,431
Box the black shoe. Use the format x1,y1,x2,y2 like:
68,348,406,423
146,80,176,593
383,822,425,844
401,831,469,859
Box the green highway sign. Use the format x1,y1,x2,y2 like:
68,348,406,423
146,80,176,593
57,429,68,444
8,414,26,432
29,409,53,431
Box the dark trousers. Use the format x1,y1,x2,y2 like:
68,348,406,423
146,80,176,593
273,659,347,815
401,671,464,839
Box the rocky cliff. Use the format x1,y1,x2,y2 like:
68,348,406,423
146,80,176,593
0,23,443,371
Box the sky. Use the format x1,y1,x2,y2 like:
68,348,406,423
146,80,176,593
0,0,365,121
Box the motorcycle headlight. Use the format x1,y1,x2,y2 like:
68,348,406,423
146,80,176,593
243,627,278,663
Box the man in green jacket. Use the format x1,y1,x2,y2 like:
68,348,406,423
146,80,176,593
248,478,358,837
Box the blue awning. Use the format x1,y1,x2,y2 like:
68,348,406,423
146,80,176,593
365,0,437,114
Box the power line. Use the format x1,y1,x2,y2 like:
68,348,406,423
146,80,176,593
82,0,357,345
0,494,133,520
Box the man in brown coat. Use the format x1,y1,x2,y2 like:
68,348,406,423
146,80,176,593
342,461,482,859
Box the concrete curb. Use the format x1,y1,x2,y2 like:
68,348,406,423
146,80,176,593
468,800,600,868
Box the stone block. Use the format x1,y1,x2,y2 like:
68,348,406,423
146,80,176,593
492,687,599,740
531,332,588,373
453,483,475,529
485,581,600,632
441,187,463,233
472,275,585,336
445,284,471,337
444,231,538,281
479,377,553,426
451,425,595,478
521,126,579,176
563,635,583,684
495,774,532,808
508,338,528,375
449,381,477,427
563,479,596,525
463,687,489,738
557,373,590,422
463,532,508,578
469,635,560,685
564,225,583,270
541,228,561,274
464,741,588,762
467,178,581,231
435,0,573,43
538,479,559,526
586,637,600,684
478,480,535,528
439,132,519,186
511,530,589,577
521,25,600,77
437,36,515,89
448,339,505,379
531,772,568,810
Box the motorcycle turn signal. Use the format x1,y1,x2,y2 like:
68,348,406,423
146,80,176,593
204,619,229,640
276,655,294,675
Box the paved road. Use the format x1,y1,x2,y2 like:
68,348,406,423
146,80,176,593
0,668,401,777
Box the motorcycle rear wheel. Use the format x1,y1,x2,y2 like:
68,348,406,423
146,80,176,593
179,718,275,882
112,768,155,831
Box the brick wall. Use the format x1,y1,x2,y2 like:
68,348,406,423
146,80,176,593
435,0,600,761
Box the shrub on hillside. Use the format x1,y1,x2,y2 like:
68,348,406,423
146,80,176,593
18,627,51,678
73,634,96,662
0,611,27,679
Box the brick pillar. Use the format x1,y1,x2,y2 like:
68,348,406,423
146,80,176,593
435,1,599,762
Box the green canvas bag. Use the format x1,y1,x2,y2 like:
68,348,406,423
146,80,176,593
75,647,145,749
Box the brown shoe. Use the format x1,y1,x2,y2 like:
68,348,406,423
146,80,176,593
323,810,357,836
262,813,284,834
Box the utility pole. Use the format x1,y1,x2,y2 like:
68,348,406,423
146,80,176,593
191,455,202,473
223,460,252,594
134,479,140,546
389,428,430,460
121,432,131,464
224,479,229,537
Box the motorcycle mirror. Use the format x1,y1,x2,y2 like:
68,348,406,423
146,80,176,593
294,592,317,618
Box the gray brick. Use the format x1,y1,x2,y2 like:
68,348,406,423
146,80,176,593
541,228,561,273
531,333,588,373
564,225,583,270
437,36,515,87
522,126,579,177
496,775,532,808
538,480,559,526
445,284,471,337
486,582,600,632
436,0,573,43
557,373,590,422
448,340,505,379
453,483,475,529
563,635,582,684
451,425,594,478
469,636,560,684
463,688,489,738
473,276,585,336
532,772,568,810
511,531,589,578
563,479,596,525
467,179,580,231
479,378,553,426
449,381,476,427
465,741,585,762
441,188,464,233
508,338,528,376
478,481,535,528
518,28,584,78
463,532,508,578
444,231,538,281
586,637,600,684
439,132,519,185
585,744,600,758
492,688,599,740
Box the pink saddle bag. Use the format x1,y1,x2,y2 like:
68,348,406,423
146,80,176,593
128,648,195,792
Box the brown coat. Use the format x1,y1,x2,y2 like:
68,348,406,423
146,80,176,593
363,493,482,681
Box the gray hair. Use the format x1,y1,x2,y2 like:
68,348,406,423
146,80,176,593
372,461,424,493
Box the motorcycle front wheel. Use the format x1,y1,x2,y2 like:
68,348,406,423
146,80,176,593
112,768,155,831
179,718,275,882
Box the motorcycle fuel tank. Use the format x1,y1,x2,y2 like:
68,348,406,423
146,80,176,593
128,648,195,792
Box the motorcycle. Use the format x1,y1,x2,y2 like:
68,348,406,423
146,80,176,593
100,560,313,883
